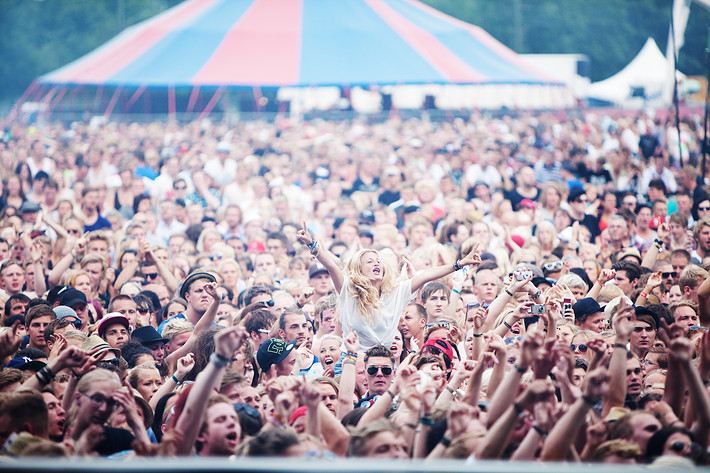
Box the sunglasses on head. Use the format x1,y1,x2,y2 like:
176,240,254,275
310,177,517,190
570,344,588,352
661,271,677,278
626,367,642,376
426,321,450,329
366,366,393,376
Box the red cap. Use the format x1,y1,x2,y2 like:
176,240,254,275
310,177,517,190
422,338,454,364
247,241,265,253
518,199,536,210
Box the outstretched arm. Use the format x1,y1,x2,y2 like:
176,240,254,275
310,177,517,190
410,244,481,293
297,222,344,294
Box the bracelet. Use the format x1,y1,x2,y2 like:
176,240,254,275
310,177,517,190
453,260,462,271
171,374,180,384
35,371,51,385
473,333,483,338
639,292,648,299
306,240,318,250
41,366,56,380
445,384,458,396
654,239,664,248
342,358,356,365
345,352,358,358
503,321,513,330
385,389,396,399
452,288,461,294
420,416,435,426
514,364,527,374
532,425,548,438
531,290,542,300
613,343,627,350
210,352,232,369
581,394,598,406
439,436,452,447
505,288,514,297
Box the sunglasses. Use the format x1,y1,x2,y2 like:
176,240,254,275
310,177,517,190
543,261,564,272
67,229,81,235
699,206,710,211
570,344,588,352
80,392,117,410
626,367,642,376
661,271,678,278
257,300,275,307
209,254,223,261
137,307,150,314
426,321,450,329
174,186,187,191
669,441,700,455
467,302,490,310
366,366,393,376
690,326,709,331
143,273,158,280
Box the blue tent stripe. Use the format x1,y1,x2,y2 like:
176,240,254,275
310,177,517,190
108,0,255,86
299,0,445,85
385,0,538,82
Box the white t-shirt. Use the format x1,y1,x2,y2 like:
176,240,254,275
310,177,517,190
339,278,415,351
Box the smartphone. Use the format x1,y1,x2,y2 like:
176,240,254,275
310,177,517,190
563,298,572,312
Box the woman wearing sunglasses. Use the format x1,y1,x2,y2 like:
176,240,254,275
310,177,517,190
297,223,482,351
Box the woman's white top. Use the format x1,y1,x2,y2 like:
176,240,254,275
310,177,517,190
339,278,415,351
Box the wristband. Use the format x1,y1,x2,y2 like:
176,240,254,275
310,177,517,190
473,333,483,338
419,416,435,426
453,260,462,271
452,288,461,294
306,240,317,250
503,321,513,330
531,290,542,300
639,292,648,299
210,352,231,369
532,425,548,438
345,352,358,358
513,402,524,415
439,436,452,447
41,366,56,380
505,288,514,297
386,389,396,399
171,374,180,384
343,358,356,365
613,343,627,350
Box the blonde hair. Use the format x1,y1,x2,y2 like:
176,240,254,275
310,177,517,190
61,269,91,288
344,249,398,325
68,368,121,423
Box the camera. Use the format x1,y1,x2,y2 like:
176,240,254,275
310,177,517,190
530,304,545,314
515,268,532,281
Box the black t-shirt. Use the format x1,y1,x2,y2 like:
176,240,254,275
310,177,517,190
586,169,613,189
95,426,135,456
378,190,400,206
505,188,540,210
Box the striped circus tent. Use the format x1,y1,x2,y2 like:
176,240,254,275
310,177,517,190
23,0,570,117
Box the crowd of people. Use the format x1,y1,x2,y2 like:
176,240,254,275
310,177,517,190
0,108,708,465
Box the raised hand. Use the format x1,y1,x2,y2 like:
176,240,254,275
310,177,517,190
343,331,360,354
459,243,482,268
175,353,195,379
296,221,315,246
214,325,246,359
582,367,609,401
203,281,219,301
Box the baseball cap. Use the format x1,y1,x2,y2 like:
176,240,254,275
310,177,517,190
422,338,454,365
58,288,87,308
573,297,605,321
309,263,328,279
5,356,46,371
256,338,296,373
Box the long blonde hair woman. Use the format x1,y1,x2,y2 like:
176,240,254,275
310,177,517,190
297,222,482,350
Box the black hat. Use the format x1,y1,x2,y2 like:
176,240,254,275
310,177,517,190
256,338,296,373
58,288,87,308
132,326,169,345
573,297,604,321
179,272,217,299
568,188,586,203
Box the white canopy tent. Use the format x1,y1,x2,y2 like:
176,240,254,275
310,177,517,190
588,38,685,107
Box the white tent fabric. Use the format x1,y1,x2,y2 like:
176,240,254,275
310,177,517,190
588,38,684,107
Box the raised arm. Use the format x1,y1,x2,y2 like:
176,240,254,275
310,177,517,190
541,367,609,460
336,332,359,419
175,325,246,455
602,305,634,417
410,244,481,293
297,221,344,294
